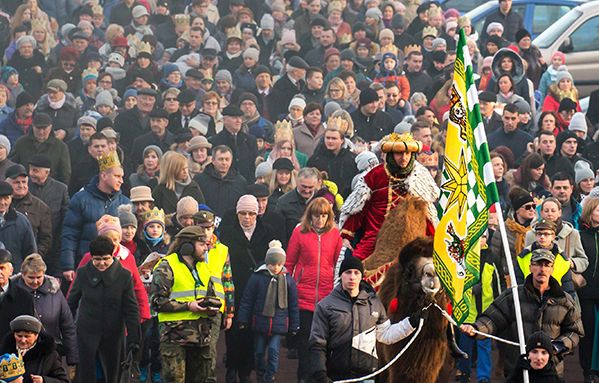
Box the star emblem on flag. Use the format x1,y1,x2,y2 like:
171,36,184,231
441,149,468,219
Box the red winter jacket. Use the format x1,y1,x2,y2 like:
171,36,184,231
285,226,343,312
71,244,151,322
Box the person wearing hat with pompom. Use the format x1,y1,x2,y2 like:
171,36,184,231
507,331,560,383
237,240,299,383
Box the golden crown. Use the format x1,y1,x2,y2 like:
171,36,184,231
422,26,438,38
273,120,293,144
404,43,421,56
98,151,121,172
92,4,103,15
31,18,46,31
328,1,343,13
174,14,190,28
326,116,349,135
0,353,25,380
141,207,166,225
380,132,423,154
226,27,242,40
138,41,152,55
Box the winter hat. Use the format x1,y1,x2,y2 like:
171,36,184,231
381,51,397,64
108,52,125,67
118,204,138,229
365,7,382,21
132,4,149,18
339,254,364,276
556,70,573,84
130,186,154,202
558,97,577,113
355,151,379,171
188,135,212,152
0,66,17,83
236,194,259,214
526,331,553,354
265,240,286,265
78,116,97,129
255,161,273,179
379,28,394,41
0,135,11,154
279,29,298,47
445,20,458,33
215,69,233,84
123,88,138,100
288,95,306,111
324,101,341,118
515,29,531,43
324,47,340,62
486,22,504,34
511,192,534,212
144,145,163,159
15,91,34,108
568,112,588,138
163,63,180,78
556,130,578,153
359,88,379,107
432,37,447,51
260,13,275,30
340,49,356,61
273,158,294,171
95,90,115,108
243,47,260,61
551,51,566,65
481,56,493,71
575,161,594,185
10,315,42,334
394,120,412,133
177,196,199,221
96,214,122,235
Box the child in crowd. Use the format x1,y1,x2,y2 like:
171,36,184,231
507,331,560,383
237,240,300,383
138,207,169,265
373,52,410,109
538,52,566,103
118,204,140,263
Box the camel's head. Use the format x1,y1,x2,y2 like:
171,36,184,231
398,237,443,303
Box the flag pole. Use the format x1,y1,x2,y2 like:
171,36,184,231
493,201,529,383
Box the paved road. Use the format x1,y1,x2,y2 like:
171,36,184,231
215,333,586,382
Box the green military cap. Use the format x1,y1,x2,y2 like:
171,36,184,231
533,219,557,233
531,248,555,264
193,210,215,228
175,225,208,241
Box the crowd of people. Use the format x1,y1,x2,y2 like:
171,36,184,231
0,0,597,381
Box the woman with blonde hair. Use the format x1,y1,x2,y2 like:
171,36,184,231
152,151,205,214
323,77,355,112
285,197,343,382
99,24,125,61
268,157,297,205
200,91,223,133
31,18,56,58
266,121,307,169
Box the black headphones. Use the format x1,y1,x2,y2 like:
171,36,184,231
180,242,194,257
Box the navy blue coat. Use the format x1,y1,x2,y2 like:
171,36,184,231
0,207,37,272
60,176,130,271
237,266,300,336
0,111,27,146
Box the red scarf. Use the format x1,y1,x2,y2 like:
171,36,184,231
15,117,32,135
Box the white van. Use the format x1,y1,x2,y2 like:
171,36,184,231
533,0,599,97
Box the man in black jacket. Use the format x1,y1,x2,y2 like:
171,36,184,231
350,88,393,143
276,167,320,241
268,56,309,121
479,91,503,134
0,250,35,339
194,145,247,217
114,88,157,155
209,106,258,183
480,0,524,43
167,89,201,135
131,108,175,171
405,50,433,99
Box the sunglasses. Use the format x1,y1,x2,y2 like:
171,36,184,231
165,97,177,102
522,203,536,211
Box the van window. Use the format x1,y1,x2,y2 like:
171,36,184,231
532,4,572,36
569,16,599,52
534,8,582,48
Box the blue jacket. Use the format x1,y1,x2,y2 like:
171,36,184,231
0,207,37,272
237,265,300,336
60,175,130,271
0,111,27,147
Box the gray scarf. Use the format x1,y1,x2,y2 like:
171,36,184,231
262,270,288,317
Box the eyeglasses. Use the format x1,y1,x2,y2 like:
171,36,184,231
329,88,342,92
62,62,75,68
204,101,218,105
99,80,112,84
522,204,536,211
165,97,177,102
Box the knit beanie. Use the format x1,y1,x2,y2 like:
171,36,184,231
339,254,364,276
96,214,122,235
117,204,138,229
355,151,379,171
243,47,260,61
551,51,566,65
0,134,11,154
215,69,232,84
394,120,412,133
515,29,531,43
236,194,259,214
556,130,578,153
177,196,199,221
163,63,180,78
265,240,286,265
526,331,553,354
288,95,306,111
324,101,341,118
15,92,34,109
556,70,573,84
255,161,273,179
365,7,382,21
260,13,275,30
379,28,394,41
95,90,115,108
359,88,379,107
575,161,594,185
511,192,534,212
143,145,163,160
432,37,447,51
568,112,587,138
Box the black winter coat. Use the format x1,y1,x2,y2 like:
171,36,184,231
0,331,68,383
0,280,35,339
7,50,46,100
12,193,53,258
14,275,78,365
268,75,305,121
130,131,175,172
35,93,81,139
350,109,394,143
275,189,308,241
506,355,560,383
219,219,277,308
194,164,247,217
152,180,205,215
114,107,150,154
307,146,358,197
209,129,259,183
0,207,38,272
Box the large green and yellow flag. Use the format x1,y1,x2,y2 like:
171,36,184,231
433,29,499,325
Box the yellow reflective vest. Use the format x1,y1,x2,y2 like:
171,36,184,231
157,249,227,322
517,251,570,286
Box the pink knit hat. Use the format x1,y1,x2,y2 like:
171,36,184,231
551,51,566,65
236,195,259,214
96,215,122,235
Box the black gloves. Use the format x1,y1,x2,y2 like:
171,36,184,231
408,307,430,328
